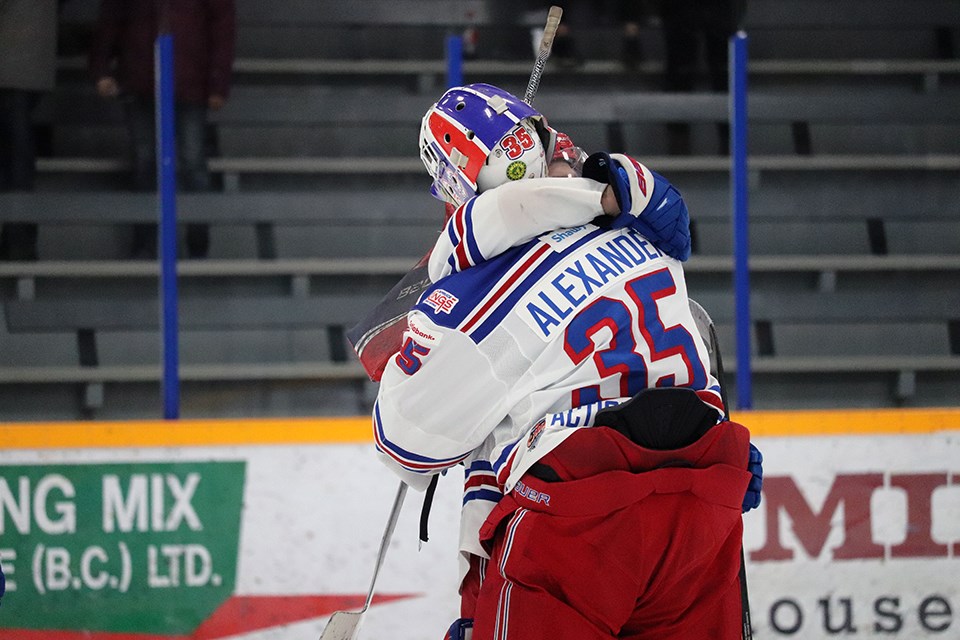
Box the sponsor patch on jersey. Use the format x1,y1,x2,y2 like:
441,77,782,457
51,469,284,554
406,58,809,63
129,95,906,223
540,224,594,252
407,317,440,345
424,289,459,314
506,160,527,181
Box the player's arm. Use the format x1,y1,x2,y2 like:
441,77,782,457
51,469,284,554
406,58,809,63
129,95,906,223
583,152,692,261
428,178,606,281
373,311,509,490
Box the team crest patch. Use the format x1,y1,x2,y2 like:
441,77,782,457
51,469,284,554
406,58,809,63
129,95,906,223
527,419,546,449
506,161,527,181
424,289,459,313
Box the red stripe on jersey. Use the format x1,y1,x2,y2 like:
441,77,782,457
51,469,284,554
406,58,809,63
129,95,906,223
696,389,726,418
454,205,472,271
462,243,552,333
374,427,467,472
496,446,520,489
465,472,498,491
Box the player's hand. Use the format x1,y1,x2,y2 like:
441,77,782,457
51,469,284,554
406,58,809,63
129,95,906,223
742,443,763,513
95,76,120,98
600,184,620,214
582,152,632,214
583,152,692,261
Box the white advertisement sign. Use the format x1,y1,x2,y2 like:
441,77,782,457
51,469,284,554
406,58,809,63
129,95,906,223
1,424,958,639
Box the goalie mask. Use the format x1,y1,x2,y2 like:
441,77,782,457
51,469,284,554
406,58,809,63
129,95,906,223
419,83,555,206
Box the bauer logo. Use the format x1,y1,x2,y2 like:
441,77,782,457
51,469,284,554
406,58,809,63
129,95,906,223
0,461,245,636
514,480,550,506
424,289,458,314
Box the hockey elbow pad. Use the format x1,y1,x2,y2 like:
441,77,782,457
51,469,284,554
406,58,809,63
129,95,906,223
742,442,764,513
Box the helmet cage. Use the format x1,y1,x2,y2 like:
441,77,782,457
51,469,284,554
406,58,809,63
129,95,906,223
422,141,473,205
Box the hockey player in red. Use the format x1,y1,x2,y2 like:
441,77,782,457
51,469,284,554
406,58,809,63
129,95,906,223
373,83,763,639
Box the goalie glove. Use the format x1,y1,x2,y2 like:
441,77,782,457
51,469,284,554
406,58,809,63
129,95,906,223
742,442,764,513
582,152,692,261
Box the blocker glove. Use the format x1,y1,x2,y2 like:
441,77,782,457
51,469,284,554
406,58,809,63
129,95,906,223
582,151,691,261
742,442,764,513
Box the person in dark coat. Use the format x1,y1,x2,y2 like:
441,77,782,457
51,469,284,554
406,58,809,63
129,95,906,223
0,0,59,260
89,0,235,259
659,0,740,155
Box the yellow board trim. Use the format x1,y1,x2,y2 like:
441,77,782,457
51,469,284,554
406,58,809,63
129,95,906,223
739,408,960,437
0,417,371,450
1,409,959,450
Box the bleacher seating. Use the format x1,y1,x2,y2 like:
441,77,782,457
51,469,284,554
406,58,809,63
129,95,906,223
1,0,958,418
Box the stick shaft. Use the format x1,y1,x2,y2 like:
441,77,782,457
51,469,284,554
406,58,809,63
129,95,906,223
689,299,753,640
523,5,563,104
363,481,407,610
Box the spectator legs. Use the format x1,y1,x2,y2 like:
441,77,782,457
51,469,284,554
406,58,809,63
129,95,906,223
0,88,40,260
123,96,212,259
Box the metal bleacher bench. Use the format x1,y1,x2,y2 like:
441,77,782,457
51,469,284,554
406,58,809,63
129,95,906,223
57,54,960,84
0,294,376,390
3,288,958,391
34,89,960,182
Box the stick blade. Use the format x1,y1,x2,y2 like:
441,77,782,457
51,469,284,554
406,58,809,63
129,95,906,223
346,258,430,382
318,610,365,640
688,299,721,381
687,299,715,353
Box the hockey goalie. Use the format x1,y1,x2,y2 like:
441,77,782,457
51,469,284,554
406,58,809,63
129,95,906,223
372,83,763,640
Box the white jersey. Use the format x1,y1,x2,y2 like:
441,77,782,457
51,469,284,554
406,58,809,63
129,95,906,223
374,171,723,565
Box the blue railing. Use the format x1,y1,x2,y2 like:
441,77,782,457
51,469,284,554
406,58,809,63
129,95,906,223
156,29,180,419
730,32,753,409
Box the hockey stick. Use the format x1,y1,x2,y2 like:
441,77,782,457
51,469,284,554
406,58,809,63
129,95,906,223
687,299,753,640
524,5,563,104
318,481,408,640
346,6,564,381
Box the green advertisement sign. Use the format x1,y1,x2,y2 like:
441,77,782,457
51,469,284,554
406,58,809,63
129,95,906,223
0,461,245,635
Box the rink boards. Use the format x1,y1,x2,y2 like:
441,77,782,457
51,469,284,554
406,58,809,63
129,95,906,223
1,408,959,639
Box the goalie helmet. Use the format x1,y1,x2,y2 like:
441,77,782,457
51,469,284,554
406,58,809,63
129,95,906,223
419,83,555,206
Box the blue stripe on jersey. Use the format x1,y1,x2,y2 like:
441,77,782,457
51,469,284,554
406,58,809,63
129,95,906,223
466,458,494,474
416,225,610,337
463,198,483,266
463,488,503,507
492,438,521,475
415,242,535,328
468,226,609,342
374,402,468,471
446,220,460,273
